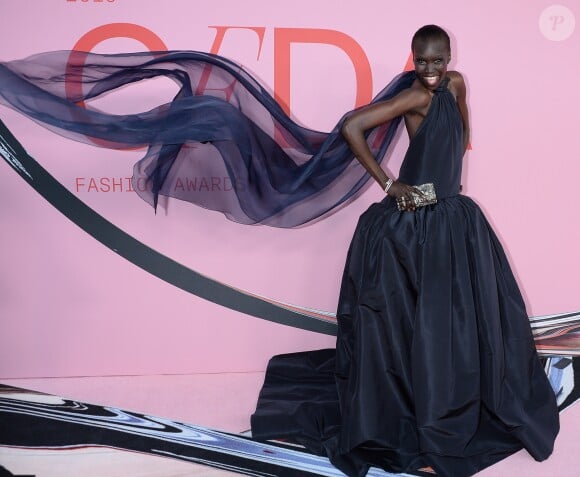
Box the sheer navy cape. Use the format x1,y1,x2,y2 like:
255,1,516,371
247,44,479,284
0,50,415,227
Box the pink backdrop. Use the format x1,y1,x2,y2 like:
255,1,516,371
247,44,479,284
0,0,578,379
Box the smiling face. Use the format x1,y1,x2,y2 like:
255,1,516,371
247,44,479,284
412,37,451,91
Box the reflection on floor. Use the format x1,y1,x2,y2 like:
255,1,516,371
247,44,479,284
0,371,579,476
0,381,418,477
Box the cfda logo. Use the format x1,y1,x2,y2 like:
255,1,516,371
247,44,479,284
65,23,414,116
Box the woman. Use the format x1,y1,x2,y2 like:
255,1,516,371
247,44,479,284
250,25,559,477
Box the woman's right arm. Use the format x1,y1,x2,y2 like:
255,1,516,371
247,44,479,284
341,88,430,207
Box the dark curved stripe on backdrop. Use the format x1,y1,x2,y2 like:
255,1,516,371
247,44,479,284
0,118,336,335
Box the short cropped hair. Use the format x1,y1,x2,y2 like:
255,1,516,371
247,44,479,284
411,25,451,51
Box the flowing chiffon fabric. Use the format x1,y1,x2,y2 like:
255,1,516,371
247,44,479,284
251,79,559,477
0,51,414,227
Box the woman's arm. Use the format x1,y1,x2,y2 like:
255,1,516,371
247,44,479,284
341,87,430,205
450,72,470,153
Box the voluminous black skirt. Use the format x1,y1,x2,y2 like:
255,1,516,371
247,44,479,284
252,195,559,477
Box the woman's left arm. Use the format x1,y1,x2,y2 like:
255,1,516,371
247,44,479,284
451,71,470,153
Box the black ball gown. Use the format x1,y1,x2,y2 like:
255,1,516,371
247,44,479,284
251,78,559,477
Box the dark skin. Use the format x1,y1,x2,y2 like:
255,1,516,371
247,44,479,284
341,37,470,211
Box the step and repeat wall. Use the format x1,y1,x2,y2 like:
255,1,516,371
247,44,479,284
0,1,578,382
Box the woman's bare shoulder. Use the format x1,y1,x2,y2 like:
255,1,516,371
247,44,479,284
447,70,465,82
446,70,466,98
405,79,433,105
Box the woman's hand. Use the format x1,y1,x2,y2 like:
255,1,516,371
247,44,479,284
387,181,424,212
